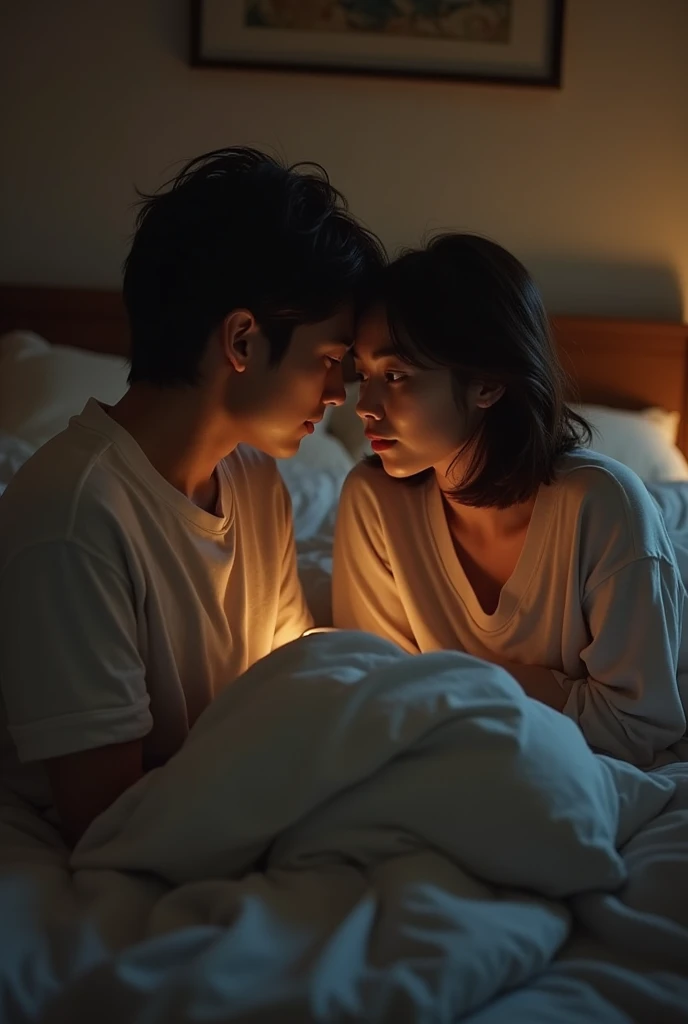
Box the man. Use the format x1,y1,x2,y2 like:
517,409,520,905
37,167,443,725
0,147,385,843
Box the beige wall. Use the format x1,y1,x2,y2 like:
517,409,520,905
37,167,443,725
1,0,686,318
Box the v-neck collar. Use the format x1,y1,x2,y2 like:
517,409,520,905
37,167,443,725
424,475,557,633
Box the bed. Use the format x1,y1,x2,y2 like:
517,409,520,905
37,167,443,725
1,284,688,1024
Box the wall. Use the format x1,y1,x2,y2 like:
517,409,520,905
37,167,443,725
1,0,686,318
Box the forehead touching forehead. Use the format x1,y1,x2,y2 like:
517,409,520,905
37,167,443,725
353,304,394,361
291,304,355,354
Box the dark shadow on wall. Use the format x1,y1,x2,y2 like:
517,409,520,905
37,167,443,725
528,256,684,321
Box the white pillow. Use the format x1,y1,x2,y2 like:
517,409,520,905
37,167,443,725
573,403,688,482
0,431,36,496
0,330,129,448
637,406,680,446
277,437,352,543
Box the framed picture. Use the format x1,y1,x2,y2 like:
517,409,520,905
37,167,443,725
190,1,565,88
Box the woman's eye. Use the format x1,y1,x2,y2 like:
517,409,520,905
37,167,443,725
324,355,342,369
385,370,407,383
355,371,367,383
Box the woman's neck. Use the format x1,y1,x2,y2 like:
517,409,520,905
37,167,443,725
434,458,537,541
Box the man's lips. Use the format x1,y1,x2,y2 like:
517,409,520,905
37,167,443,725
304,416,323,435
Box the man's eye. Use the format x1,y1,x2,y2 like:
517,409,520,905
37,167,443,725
324,355,342,369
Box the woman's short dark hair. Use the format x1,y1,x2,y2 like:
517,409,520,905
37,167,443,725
123,146,386,386
360,233,591,508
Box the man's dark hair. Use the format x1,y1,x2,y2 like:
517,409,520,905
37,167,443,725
123,147,386,386
360,233,592,508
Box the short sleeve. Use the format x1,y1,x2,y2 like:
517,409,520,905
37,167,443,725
333,470,418,653
271,479,313,649
559,556,686,766
0,540,152,762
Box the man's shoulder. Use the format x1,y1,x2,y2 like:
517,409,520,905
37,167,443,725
0,424,130,568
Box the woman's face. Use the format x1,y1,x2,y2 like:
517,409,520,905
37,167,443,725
353,306,476,480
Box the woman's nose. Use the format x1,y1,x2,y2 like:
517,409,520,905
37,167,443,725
356,383,384,421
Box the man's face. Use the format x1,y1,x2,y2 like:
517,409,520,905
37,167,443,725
226,306,353,458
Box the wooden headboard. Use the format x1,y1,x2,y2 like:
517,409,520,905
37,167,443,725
2,283,688,456
552,317,688,457
0,284,129,356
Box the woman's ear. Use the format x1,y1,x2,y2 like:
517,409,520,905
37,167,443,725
220,310,259,373
474,380,505,409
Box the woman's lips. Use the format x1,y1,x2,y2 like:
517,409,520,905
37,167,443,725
368,437,397,453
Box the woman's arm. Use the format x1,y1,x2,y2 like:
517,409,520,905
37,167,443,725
488,659,568,712
333,472,418,653
540,556,684,765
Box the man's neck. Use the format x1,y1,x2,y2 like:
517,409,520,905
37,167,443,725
108,383,237,509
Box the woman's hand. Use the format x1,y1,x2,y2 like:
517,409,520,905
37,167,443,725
489,657,568,712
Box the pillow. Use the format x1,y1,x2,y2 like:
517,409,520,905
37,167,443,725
0,330,129,448
573,403,688,482
0,432,36,496
276,427,353,542
638,407,680,446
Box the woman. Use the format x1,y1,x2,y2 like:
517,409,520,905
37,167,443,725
333,233,687,767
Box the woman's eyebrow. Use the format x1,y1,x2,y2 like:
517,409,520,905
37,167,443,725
352,344,397,361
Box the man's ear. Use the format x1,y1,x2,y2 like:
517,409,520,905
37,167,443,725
220,310,260,373
474,380,505,410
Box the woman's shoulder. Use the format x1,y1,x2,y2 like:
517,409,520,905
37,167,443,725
341,459,428,511
556,448,650,494
553,449,672,562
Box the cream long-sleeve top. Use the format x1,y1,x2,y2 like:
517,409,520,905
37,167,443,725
333,450,688,768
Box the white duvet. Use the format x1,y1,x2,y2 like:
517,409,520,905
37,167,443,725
1,631,688,1023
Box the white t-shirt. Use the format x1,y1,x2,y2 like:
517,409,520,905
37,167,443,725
333,450,687,767
0,399,312,811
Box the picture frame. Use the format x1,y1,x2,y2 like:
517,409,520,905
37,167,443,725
190,1,565,88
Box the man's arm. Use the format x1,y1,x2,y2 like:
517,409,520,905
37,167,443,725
0,540,152,840
46,739,144,846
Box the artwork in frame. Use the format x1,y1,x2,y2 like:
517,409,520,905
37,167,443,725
190,0,565,87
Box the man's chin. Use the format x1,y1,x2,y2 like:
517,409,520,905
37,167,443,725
261,435,302,460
